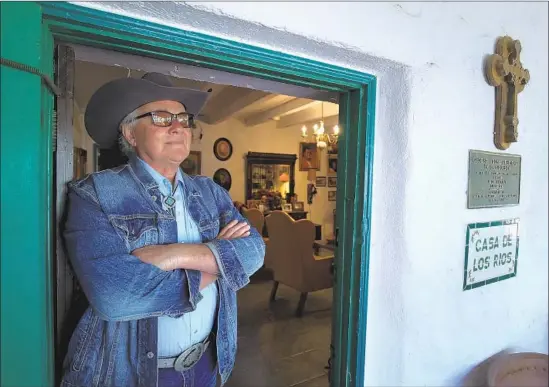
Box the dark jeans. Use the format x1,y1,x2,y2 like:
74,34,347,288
158,344,217,387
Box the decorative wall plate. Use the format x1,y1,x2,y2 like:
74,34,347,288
213,168,232,191
213,137,233,161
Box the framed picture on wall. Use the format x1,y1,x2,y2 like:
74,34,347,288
328,191,336,201
328,154,338,176
316,176,327,187
73,147,87,180
328,177,337,187
293,201,305,211
299,142,320,171
327,142,338,155
180,151,201,175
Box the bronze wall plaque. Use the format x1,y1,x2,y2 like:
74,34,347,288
468,150,521,209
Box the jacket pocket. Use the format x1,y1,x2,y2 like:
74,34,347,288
198,217,219,240
109,214,159,251
71,309,99,372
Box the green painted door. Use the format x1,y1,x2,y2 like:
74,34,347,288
1,2,55,386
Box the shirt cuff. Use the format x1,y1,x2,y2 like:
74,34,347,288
205,241,227,279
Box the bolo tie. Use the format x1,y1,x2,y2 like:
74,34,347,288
163,195,175,216
163,190,177,216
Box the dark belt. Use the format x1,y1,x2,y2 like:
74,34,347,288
157,333,213,372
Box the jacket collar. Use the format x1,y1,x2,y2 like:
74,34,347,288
128,154,201,198
129,155,158,190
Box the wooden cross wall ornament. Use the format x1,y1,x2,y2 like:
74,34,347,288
485,36,530,150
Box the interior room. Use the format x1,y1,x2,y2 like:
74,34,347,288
70,57,340,387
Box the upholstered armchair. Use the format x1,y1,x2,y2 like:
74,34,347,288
241,207,264,235
265,211,334,317
242,207,274,270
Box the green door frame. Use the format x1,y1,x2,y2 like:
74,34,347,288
0,2,377,387
1,3,56,387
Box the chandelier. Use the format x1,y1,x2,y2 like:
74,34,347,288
300,102,339,149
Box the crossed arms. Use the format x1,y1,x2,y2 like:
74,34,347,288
132,220,251,289
64,180,265,322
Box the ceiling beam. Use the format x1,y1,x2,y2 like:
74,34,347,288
244,98,317,127
278,113,338,130
200,88,272,125
276,101,338,128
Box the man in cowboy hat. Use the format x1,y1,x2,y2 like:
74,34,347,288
61,72,265,387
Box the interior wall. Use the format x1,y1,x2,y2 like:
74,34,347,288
195,118,337,237
72,2,549,386
72,102,96,174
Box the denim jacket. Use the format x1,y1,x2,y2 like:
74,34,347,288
60,156,265,387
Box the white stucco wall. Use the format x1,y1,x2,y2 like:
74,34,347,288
73,2,548,386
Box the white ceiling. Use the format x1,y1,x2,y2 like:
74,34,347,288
74,59,339,129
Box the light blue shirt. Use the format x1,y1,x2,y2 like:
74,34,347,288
138,158,218,357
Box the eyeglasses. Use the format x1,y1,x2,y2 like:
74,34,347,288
135,111,194,128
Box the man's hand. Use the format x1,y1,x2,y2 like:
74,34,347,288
217,220,251,240
198,220,250,289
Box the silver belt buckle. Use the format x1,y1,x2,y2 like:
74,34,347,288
173,341,207,372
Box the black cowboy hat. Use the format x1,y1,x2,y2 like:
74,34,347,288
84,72,210,148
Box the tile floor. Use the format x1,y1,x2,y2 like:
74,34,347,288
224,276,333,387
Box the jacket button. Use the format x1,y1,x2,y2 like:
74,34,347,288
147,352,155,359
151,196,157,201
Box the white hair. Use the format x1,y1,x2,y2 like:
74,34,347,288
118,108,140,157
